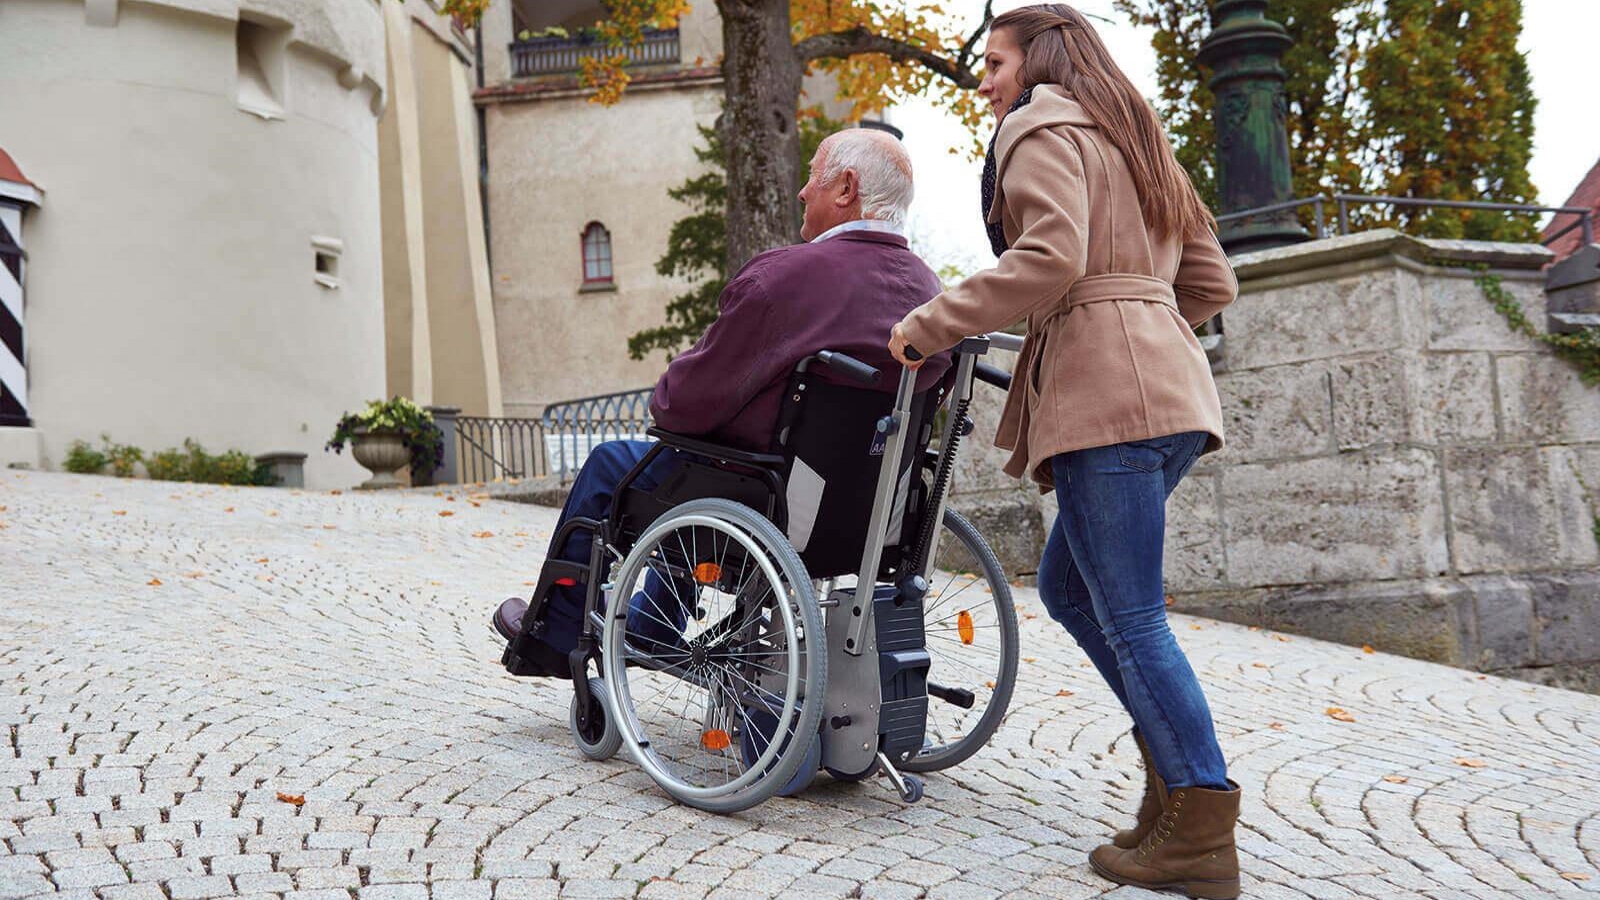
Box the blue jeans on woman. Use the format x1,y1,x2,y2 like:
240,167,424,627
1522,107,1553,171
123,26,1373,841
1037,431,1229,791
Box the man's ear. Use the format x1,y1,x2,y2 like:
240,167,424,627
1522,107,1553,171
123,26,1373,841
836,169,859,208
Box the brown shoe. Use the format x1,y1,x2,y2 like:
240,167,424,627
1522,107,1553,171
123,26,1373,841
1089,780,1241,900
1111,732,1164,849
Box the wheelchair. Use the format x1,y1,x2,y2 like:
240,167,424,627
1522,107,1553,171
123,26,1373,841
501,333,1024,813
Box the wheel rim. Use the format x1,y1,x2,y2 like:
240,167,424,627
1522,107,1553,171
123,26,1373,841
917,519,1012,764
602,512,808,802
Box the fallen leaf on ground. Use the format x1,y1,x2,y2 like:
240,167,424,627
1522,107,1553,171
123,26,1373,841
275,792,305,807
1056,689,1074,697
1190,624,1203,630
1454,758,1487,768
184,571,205,579
147,578,163,586
1165,594,1175,606
1362,645,1375,654
514,531,530,537
224,507,235,513
1248,625,1260,632
1383,775,1409,784
1023,657,1037,663
267,511,278,517
446,495,457,502
523,581,537,586
473,531,494,539
1326,707,1356,723
112,510,127,516
1274,635,1293,642
322,524,337,530
1252,662,1269,669
329,489,342,495
1561,873,1591,881
469,501,482,508
438,510,455,517
1268,722,1285,730
985,680,995,688
255,558,269,563
1023,612,1036,620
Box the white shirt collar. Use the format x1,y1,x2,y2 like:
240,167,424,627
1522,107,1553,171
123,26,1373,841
809,218,905,243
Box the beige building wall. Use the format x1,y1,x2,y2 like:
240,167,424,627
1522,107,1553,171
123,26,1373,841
0,0,388,490
479,0,857,417
378,0,502,417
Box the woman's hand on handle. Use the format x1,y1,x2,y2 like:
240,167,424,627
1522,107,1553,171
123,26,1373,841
889,323,925,370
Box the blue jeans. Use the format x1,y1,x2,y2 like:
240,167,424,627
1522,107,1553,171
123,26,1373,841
538,440,690,653
1037,431,1229,790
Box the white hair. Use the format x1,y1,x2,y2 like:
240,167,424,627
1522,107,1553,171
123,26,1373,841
817,129,914,227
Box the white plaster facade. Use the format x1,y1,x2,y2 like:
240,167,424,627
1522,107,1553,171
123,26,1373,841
0,0,389,488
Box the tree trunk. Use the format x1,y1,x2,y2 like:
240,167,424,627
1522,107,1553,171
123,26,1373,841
717,0,804,272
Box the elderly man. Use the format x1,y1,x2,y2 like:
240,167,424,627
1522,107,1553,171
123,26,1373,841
493,128,951,674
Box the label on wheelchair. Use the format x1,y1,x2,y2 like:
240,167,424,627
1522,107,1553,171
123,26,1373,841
868,428,888,457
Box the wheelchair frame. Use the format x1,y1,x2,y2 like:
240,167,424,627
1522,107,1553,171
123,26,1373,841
505,332,1022,810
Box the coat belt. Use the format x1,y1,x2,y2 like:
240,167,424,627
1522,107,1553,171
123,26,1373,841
1065,273,1177,310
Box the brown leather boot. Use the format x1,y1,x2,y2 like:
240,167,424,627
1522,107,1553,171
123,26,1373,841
1111,733,1164,849
1090,780,1241,900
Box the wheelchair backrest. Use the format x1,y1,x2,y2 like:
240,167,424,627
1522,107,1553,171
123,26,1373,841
772,367,946,580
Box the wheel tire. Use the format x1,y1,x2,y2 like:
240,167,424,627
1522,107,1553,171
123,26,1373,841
602,498,827,814
570,677,622,761
903,508,1020,773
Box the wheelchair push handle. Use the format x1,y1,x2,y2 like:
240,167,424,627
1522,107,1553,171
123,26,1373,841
814,350,882,386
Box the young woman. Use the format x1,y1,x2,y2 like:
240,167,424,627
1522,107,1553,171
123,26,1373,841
889,5,1242,898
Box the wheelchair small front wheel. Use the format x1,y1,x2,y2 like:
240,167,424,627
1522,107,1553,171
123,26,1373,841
570,677,622,761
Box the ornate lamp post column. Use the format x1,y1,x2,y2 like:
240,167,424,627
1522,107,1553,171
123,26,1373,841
1198,0,1309,254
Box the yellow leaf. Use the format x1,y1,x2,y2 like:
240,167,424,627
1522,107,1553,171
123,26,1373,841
147,577,163,586
1056,689,1074,697
329,489,342,495
112,510,127,516
472,531,495,539
1326,707,1356,723
322,524,337,530
1561,873,1591,881
1190,624,1203,630
1454,758,1487,768
1022,656,1036,663
1251,662,1269,669
1268,722,1285,730
275,792,305,807
439,510,455,517
1248,625,1260,632
470,501,482,508
1383,775,1409,784
1274,635,1293,642
1362,645,1375,654
255,558,269,563
224,507,235,513
184,571,205,579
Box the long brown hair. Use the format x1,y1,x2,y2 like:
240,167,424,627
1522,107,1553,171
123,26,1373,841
992,4,1213,239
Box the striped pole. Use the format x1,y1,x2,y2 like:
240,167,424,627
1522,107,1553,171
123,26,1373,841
0,201,26,427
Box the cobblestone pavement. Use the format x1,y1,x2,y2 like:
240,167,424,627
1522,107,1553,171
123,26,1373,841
3,471,1598,900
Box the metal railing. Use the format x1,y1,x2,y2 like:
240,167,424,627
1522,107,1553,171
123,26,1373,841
511,28,680,78
448,387,655,485
1216,193,1595,248
540,386,654,483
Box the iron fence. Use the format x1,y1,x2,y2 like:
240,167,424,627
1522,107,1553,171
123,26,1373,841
511,28,680,78
1216,193,1594,247
450,387,654,485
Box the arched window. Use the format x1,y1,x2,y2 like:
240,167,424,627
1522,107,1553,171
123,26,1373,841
581,222,613,285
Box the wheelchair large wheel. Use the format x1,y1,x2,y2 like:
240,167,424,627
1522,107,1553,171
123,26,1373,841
903,508,1019,773
600,498,827,813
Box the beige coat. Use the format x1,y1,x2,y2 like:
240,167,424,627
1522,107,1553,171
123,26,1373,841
898,84,1238,489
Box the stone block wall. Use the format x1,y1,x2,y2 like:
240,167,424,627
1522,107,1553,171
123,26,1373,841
946,230,1600,690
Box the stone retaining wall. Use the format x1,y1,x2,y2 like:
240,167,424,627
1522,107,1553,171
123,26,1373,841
948,230,1600,690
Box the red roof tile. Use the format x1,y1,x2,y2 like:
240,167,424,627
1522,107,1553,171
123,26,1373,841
1544,155,1600,261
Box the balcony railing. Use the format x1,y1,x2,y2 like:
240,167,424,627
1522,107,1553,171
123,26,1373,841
511,28,681,78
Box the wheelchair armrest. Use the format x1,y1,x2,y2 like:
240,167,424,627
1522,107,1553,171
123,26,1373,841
646,427,787,469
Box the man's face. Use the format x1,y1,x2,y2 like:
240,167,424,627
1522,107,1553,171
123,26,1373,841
798,141,859,241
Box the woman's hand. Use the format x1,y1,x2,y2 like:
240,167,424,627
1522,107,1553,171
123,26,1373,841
888,323,925,370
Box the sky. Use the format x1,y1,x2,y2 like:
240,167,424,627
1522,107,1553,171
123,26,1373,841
895,0,1600,274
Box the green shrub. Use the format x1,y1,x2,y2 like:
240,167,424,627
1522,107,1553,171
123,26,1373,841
101,434,144,478
63,440,108,474
145,447,188,481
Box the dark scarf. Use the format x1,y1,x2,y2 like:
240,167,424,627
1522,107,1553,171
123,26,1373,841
981,87,1037,258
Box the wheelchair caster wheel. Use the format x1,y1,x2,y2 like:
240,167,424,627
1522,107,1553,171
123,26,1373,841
898,774,924,804
570,677,622,761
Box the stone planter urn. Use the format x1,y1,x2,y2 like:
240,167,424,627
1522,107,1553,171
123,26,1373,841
350,427,409,490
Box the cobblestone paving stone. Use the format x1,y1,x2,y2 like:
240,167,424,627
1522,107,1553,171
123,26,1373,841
2,471,1598,899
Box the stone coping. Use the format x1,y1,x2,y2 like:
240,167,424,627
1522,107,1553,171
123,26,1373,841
1229,229,1554,284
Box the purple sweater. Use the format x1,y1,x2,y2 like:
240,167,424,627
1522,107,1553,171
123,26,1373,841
650,230,951,451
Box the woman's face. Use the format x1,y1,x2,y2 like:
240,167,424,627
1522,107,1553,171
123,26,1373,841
979,28,1027,122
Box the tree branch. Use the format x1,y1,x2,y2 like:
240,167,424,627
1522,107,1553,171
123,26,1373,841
794,23,985,90
955,0,996,72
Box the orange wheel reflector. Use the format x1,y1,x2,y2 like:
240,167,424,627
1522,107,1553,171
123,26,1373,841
957,610,975,645
694,562,722,584
701,729,731,751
